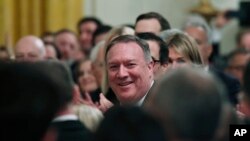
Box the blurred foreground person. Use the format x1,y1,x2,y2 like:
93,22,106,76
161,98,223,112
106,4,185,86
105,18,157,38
0,61,63,141
93,106,166,141
147,67,238,141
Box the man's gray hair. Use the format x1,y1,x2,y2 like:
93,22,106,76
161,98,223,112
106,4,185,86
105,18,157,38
182,14,212,44
160,29,184,41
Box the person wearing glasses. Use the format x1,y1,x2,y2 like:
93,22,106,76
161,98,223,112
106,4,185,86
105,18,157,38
137,32,169,80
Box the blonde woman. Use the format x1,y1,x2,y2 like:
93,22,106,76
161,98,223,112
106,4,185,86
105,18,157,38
162,30,204,69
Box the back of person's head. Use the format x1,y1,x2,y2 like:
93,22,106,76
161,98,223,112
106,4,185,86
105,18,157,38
136,12,171,31
136,32,169,65
0,61,71,141
148,67,231,141
49,61,74,105
93,106,167,141
164,30,203,65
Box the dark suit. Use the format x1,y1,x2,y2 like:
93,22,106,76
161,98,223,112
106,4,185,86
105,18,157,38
142,81,156,107
51,120,91,141
210,67,240,105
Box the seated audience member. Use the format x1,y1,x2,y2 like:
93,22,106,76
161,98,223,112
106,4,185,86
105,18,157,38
44,42,61,60
135,12,171,35
238,61,250,118
137,32,169,79
183,18,240,106
54,29,84,61
92,106,166,141
41,32,55,44
147,67,237,141
72,59,100,102
236,29,250,50
0,62,66,141
162,30,203,69
0,45,10,61
92,25,112,46
77,17,102,55
225,48,250,84
15,35,46,62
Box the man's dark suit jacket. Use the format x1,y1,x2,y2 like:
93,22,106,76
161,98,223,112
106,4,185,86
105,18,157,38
51,120,91,141
210,67,240,105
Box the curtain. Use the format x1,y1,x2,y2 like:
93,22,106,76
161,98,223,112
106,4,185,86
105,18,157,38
0,0,84,52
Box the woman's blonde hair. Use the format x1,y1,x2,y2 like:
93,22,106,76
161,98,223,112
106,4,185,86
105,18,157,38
164,30,204,65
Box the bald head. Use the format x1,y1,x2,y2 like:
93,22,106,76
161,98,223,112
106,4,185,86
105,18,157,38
15,36,46,62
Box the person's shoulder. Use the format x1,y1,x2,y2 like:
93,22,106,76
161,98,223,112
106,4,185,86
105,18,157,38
209,66,240,84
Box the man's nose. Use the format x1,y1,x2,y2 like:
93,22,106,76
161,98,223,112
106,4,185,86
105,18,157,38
117,65,128,78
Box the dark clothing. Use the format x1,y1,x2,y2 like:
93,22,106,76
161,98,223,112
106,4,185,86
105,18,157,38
210,67,240,105
106,87,119,105
89,88,102,103
51,120,91,141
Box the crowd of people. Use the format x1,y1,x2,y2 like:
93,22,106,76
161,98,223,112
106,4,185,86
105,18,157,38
1,11,250,141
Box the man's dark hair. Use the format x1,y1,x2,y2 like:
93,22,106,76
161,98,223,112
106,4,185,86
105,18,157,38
77,17,103,33
136,12,171,31
92,25,112,45
93,106,167,141
44,42,62,59
0,61,73,141
137,32,169,65
226,48,250,66
105,35,152,63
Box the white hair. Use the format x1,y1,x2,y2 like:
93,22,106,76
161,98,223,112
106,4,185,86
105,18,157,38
182,14,212,44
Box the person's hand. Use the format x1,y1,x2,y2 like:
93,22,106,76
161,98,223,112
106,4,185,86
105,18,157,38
72,85,83,105
97,93,114,113
80,92,98,107
72,84,97,107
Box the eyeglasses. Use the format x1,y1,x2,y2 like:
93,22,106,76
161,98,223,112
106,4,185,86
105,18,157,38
152,56,160,64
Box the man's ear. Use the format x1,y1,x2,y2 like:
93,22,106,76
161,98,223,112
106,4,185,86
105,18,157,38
148,61,154,70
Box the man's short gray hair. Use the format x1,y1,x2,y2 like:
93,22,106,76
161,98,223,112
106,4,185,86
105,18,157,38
182,14,212,45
